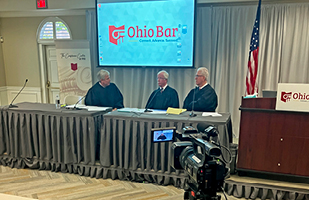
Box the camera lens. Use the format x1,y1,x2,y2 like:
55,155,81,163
179,146,194,169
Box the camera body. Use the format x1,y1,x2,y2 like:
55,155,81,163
171,125,228,200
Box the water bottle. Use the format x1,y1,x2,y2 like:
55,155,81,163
55,95,61,109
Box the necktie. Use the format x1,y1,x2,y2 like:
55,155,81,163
160,88,163,93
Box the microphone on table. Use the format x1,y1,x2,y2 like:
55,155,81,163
189,86,197,117
9,79,28,108
144,88,160,112
73,95,86,110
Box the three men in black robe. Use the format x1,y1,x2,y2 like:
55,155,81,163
85,68,217,112
183,67,218,112
85,69,124,110
145,70,179,110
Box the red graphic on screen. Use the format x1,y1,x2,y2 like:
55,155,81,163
281,91,292,102
71,63,77,71
109,25,125,45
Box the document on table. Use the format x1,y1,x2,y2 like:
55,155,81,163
118,108,145,113
147,110,167,114
166,107,186,115
85,106,111,111
66,105,111,111
118,108,167,114
202,112,222,117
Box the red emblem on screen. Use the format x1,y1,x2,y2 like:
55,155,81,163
281,91,292,102
71,63,77,71
109,25,125,45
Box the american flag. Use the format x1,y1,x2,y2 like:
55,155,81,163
245,0,261,96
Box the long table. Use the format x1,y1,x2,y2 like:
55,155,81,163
100,110,233,187
0,102,109,175
0,104,233,185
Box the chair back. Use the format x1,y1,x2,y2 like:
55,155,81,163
64,95,85,105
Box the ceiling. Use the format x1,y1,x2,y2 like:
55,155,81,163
0,0,307,18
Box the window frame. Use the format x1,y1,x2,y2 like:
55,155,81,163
37,17,72,45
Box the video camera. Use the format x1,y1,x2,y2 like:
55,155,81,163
171,123,229,200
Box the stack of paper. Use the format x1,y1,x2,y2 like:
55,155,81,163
85,106,111,111
202,112,222,117
147,110,167,114
118,108,145,113
65,104,111,111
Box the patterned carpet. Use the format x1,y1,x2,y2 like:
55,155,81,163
4,165,308,200
0,165,185,200
1,165,250,200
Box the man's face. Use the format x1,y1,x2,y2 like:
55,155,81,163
157,73,167,88
100,75,110,87
195,70,206,87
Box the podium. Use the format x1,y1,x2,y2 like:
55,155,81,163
237,97,309,177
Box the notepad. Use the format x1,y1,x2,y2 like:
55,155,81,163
166,107,187,115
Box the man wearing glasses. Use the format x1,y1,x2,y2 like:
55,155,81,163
145,70,179,110
183,67,218,112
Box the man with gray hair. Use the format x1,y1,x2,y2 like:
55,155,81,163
85,69,124,109
145,70,179,110
183,67,218,112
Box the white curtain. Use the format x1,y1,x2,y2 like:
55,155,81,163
86,10,98,83
86,2,309,141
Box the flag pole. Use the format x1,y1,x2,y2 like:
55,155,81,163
245,0,261,97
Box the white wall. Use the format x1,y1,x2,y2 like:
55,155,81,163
0,86,41,105
0,14,87,105
0,18,6,87
0,15,87,88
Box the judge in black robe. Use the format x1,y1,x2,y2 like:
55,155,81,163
157,134,167,140
85,70,124,109
183,67,218,112
146,86,179,110
145,70,179,110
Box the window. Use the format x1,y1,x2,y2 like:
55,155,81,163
37,17,72,44
55,21,70,39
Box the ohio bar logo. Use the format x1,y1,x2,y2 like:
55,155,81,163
280,91,292,102
109,25,125,45
281,91,309,103
109,25,179,45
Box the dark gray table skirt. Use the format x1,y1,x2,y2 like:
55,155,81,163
0,104,231,188
100,111,232,187
0,102,106,173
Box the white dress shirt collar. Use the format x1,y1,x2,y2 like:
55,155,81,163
160,84,168,91
199,82,208,90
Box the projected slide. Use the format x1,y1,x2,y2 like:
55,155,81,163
96,0,195,67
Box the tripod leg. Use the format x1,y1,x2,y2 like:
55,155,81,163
184,191,190,200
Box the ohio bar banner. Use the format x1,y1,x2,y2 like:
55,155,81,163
55,40,92,104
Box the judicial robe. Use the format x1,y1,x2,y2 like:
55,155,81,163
157,135,167,140
85,82,124,109
145,85,179,110
183,84,218,112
